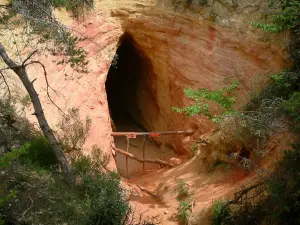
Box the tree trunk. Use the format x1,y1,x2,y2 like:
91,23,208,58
0,43,74,184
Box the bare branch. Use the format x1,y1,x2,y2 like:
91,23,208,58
0,42,19,70
225,182,265,207
24,60,66,116
0,71,11,99
22,50,38,66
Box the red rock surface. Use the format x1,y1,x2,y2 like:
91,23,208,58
23,0,289,170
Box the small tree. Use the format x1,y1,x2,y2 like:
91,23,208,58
0,0,94,184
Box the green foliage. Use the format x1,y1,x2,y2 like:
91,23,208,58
20,136,57,169
0,190,17,208
1,150,128,225
211,199,230,225
5,0,90,73
178,200,192,224
57,108,91,151
208,160,232,173
282,92,300,130
0,148,25,168
0,189,17,225
11,0,94,19
0,136,57,170
68,146,126,224
172,81,239,118
82,172,128,225
249,22,284,33
72,154,92,176
248,68,300,130
0,98,33,151
71,145,110,176
51,0,94,19
178,179,189,198
255,70,299,101
212,143,300,225
37,27,89,73
250,0,300,33
267,143,300,223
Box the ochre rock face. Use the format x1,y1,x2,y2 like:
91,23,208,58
114,7,288,154
25,0,289,170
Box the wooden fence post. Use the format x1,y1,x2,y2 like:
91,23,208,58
126,136,129,178
142,135,146,173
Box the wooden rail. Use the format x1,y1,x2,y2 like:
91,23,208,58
112,130,194,178
114,147,173,167
111,130,194,137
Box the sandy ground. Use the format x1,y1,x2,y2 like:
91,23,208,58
120,132,293,224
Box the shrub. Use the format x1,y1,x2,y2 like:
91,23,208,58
178,179,189,198
267,143,300,224
178,200,192,224
57,108,91,152
211,199,230,225
20,136,57,169
0,98,33,152
82,172,129,225
50,0,94,18
0,136,57,169
250,0,300,63
250,0,300,33
0,148,25,168
282,91,300,131
8,0,90,73
212,143,300,225
1,149,128,225
172,81,239,119
69,146,128,224
0,190,17,225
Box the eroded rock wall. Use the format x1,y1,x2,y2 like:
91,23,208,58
111,1,288,153
16,0,289,169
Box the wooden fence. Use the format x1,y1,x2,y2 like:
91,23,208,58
111,130,194,178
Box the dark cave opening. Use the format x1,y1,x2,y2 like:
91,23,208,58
106,34,178,177
105,34,148,132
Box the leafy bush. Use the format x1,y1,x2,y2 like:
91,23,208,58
249,0,300,33
172,81,239,119
20,136,57,169
0,136,57,169
7,0,90,73
212,143,300,225
250,0,300,63
0,98,33,152
0,148,24,168
51,0,94,18
69,145,127,225
211,199,230,225
178,179,189,198
1,148,128,225
282,91,300,130
0,190,17,225
57,108,91,152
82,172,129,225
178,200,192,224
267,143,300,224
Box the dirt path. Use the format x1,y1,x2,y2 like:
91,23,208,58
122,157,258,224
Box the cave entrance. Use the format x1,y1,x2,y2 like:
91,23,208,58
105,34,146,132
105,34,176,177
